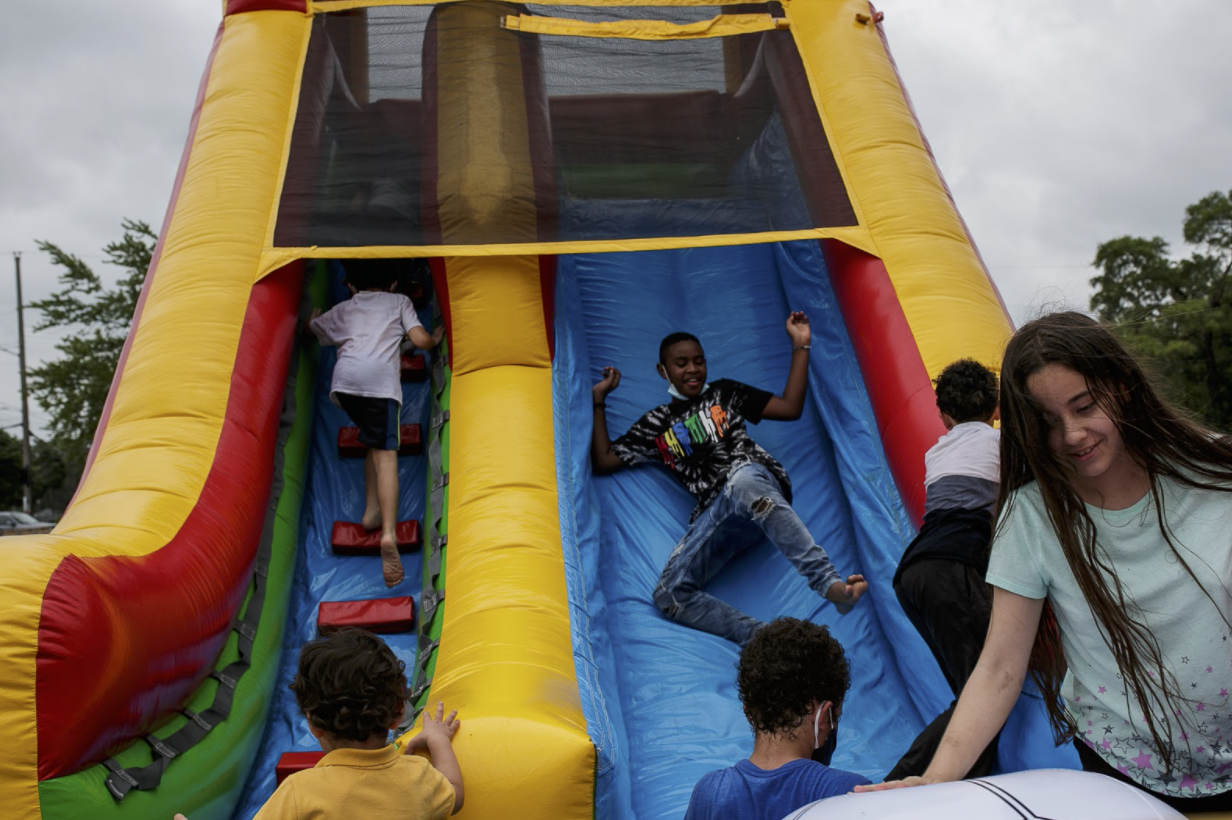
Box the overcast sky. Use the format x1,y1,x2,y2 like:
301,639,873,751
2,1,1230,439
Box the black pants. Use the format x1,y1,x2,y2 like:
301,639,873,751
886,559,998,781
1074,737,1232,812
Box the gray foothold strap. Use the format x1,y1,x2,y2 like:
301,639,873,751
420,589,443,624
410,677,434,703
413,639,441,676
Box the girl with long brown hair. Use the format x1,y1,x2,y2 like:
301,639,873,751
860,312,1232,811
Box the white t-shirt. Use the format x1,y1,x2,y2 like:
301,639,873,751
925,422,1000,486
922,422,1000,513
309,290,422,404
987,476,1232,798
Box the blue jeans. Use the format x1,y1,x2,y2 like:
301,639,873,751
652,463,842,645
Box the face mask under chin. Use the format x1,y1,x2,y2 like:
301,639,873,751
667,382,709,401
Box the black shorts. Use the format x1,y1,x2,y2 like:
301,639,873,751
337,394,400,451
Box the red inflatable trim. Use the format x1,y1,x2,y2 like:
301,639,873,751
318,596,416,634
35,263,304,779
331,520,422,554
226,0,307,14
822,239,941,526
428,258,452,371
539,255,557,362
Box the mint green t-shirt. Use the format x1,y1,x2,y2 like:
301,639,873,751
987,476,1232,798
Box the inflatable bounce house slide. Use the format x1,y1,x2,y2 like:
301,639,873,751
0,2,1079,819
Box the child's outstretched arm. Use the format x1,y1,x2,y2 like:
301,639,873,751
591,366,626,473
762,311,811,421
855,589,1042,792
407,324,444,350
405,701,465,814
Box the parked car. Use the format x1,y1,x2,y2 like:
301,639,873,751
0,511,54,536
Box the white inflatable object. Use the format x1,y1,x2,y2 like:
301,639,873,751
784,770,1184,820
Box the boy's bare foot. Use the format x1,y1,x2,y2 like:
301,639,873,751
826,574,868,615
380,535,404,587
360,508,381,531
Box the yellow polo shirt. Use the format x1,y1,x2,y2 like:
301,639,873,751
255,744,455,820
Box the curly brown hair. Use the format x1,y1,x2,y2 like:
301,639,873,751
737,618,851,737
289,628,408,742
934,358,998,423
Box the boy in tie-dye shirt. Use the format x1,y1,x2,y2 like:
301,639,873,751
590,313,867,645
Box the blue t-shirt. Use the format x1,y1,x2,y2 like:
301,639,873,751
684,758,870,820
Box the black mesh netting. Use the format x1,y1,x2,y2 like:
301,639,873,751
274,3,856,249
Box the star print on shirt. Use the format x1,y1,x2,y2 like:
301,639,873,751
1133,751,1155,770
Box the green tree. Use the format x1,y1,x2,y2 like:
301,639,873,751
0,429,21,509
1090,190,1232,430
31,438,71,514
28,219,154,468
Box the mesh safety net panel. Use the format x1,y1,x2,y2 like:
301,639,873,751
274,3,856,249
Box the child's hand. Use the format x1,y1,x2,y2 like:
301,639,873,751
174,814,191,820
419,701,461,744
593,366,621,402
431,325,445,346
786,311,811,347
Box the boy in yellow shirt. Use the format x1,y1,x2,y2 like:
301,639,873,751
176,628,463,820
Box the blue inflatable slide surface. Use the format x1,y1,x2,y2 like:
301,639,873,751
233,244,1075,820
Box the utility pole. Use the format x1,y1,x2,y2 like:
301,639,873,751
14,252,33,514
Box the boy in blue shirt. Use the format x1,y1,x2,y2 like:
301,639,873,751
684,617,870,820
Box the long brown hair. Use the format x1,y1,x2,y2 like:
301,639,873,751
997,312,1232,773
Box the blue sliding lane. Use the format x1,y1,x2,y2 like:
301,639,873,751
554,240,1076,820
232,262,432,820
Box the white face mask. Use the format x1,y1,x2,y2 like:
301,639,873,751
813,703,835,750
667,381,709,401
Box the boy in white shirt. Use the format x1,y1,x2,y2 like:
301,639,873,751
886,359,1000,780
310,259,441,586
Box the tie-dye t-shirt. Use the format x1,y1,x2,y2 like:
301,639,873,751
611,379,789,522
987,476,1232,799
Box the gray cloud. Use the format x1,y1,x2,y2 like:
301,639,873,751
2,1,1229,437
884,0,1232,323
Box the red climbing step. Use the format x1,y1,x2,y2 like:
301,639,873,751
318,596,416,634
400,354,427,383
336,424,422,458
276,751,327,785
331,520,421,555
